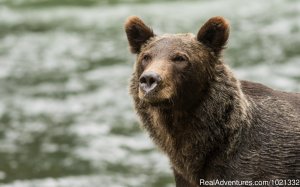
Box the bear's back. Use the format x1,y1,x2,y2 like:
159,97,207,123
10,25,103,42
241,80,300,113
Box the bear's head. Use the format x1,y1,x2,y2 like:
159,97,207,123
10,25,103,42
125,16,229,108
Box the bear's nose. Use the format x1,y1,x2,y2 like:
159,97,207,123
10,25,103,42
139,72,162,93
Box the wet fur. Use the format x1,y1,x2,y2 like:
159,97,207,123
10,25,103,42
126,16,300,186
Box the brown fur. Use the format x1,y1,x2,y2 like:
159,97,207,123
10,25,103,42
125,16,300,186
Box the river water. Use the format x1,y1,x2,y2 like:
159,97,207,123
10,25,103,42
0,0,299,186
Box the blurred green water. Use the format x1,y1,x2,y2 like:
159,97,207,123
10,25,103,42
0,0,190,7
0,0,299,187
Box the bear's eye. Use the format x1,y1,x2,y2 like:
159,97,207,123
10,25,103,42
172,55,187,62
141,54,151,66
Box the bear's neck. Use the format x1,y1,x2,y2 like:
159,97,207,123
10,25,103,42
133,63,252,184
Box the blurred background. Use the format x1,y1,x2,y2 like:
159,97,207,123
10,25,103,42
0,0,299,186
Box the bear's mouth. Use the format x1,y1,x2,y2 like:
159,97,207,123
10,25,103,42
138,86,174,106
139,88,160,102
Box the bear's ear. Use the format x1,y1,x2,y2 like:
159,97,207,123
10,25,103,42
125,16,155,54
197,16,230,55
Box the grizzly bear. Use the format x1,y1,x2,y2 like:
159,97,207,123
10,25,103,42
124,16,300,187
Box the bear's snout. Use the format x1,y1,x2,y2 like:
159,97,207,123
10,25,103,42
139,71,162,94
